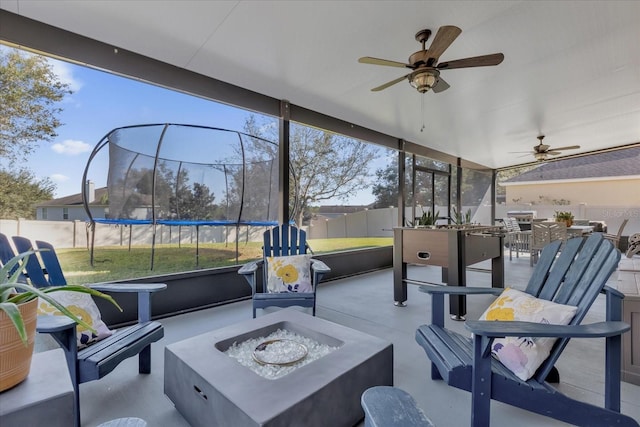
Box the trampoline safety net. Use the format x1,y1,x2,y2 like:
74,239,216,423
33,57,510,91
84,123,278,226
82,123,279,269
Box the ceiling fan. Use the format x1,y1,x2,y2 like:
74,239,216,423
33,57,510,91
519,135,581,161
358,25,504,93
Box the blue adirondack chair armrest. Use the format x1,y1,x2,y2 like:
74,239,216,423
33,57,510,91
88,283,167,323
237,260,263,276
238,260,264,294
88,283,167,293
419,285,504,296
310,259,331,274
603,284,625,299
465,320,631,339
36,314,77,334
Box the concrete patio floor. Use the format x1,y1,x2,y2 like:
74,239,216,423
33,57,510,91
43,250,640,426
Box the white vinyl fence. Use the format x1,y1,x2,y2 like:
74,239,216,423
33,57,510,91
1,204,638,248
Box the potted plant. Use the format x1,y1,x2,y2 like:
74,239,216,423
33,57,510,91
554,211,574,227
450,206,472,226
413,209,439,228
0,250,120,391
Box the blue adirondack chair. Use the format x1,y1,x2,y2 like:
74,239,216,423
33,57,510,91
238,224,331,318
415,233,637,427
6,235,166,427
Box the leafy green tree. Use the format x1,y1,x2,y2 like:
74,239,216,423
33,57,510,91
0,48,70,219
371,161,399,208
0,168,55,219
243,115,379,225
0,48,72,162
372,155,449,210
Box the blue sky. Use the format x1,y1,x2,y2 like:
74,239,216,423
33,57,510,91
26,56,256,198
6,47,386,205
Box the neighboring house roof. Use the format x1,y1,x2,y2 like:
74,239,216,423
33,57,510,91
36,187,108,207
505,146,640,184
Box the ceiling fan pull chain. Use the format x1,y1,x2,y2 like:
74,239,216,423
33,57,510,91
421,94,426,132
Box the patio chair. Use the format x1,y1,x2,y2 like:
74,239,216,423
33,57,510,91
415,233,637,426
502,217,530,261
604,218,629,250
238,224,331,318
530,221,566,266
6,235,166,427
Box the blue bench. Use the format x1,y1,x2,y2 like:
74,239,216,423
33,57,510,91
361,386,435,427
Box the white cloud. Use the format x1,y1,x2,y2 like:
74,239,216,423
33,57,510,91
50,174,70,183
49,58,83,92
51,139,91,155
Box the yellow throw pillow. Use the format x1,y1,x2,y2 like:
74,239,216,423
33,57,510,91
266,254,313,293
38,288,113,349
478,288,577,381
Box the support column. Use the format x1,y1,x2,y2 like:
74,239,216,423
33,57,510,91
279,100,291,224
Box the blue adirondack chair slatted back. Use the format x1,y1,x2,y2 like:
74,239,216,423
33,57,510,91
264,225,307,257
0,233,16,266
521,233,622,383
0,233,26,282
12,235,50,288
35,240,68,286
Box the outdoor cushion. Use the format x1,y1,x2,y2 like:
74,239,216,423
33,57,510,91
478,287,577,380
38,288,113,348
266,254,313,293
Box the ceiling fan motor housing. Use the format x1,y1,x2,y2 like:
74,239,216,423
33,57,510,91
409,69,440,93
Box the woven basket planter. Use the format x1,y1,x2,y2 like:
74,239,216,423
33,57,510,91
0,297,38,392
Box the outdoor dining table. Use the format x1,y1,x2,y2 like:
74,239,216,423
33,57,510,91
567,225,594,238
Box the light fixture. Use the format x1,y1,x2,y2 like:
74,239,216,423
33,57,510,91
409,69,440,93
534,152,547,161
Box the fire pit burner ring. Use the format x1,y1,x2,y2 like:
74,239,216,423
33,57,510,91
252,339,308,366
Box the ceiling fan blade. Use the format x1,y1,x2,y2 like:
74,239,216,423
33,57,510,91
432,76,450,93
437,53,504,70
358,56,409,68
426,25,462,64
548,145,581,151
546,151,562,156
371,73,411,92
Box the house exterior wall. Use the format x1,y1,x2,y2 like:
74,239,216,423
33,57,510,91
505,177,640,206
36,206,107,221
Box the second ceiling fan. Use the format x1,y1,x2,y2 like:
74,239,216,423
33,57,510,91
525,135,581,161
358,25,504,93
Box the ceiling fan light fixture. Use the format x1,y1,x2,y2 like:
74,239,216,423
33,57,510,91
534,152,547,161
409,69,439,93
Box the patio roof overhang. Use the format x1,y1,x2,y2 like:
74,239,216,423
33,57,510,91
1,2,639,170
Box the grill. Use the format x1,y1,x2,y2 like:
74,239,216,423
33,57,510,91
507,210,537,231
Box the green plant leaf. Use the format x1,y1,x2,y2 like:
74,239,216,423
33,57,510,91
0,301,28,345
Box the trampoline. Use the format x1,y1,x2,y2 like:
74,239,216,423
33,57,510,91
82,123,279,269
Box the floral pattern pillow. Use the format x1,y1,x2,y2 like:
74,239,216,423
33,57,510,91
478,287,577,381
266,254,313,293
38,288,113,349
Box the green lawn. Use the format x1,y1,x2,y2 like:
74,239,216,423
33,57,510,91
56,237,392,285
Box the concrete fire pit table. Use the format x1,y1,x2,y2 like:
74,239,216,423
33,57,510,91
164,308,393,427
